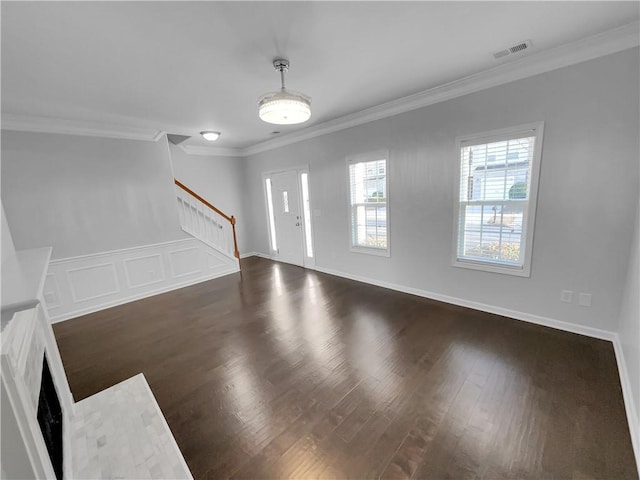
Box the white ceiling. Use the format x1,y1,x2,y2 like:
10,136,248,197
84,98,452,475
2,2,638,150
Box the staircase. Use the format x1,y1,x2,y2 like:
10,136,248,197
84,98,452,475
174,179,240,269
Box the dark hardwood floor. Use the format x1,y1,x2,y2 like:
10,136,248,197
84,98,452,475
54,257,638,479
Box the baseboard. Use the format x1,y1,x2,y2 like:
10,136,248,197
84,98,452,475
45,238,239,323
240,251,273,260
312,264,639,468
613,335,640,474
313,265,616,341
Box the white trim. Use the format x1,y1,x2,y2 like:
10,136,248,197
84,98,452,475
613,335,640,476
350,245,390,257
452,122,544,277
167,247,201,278
261,164,312,176
240,251,273,260
50,237,195,263
66,262,120,303
228,254,640,469
43,274,61,309
122,253,166,289
49,268,236,324
1,308,62,479
47,238,239,323
347,151,390,257
242,22,638,156
262,166,313,267
1,114,163,142
2,22,636,155
313,265,616,341
177,143,244,158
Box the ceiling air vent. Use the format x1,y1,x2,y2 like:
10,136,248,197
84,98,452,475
493,40,532,60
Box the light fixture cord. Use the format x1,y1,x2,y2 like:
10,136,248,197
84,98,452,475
279,67,286,90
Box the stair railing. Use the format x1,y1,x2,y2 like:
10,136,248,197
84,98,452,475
174,179,240,260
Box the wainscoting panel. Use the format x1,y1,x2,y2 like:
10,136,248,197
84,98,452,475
67,263,120,303
43,274,62,309
123,254,165,289
168,247,201,278
46,238,239,323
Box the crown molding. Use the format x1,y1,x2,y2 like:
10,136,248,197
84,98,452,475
241,20,639,157
2,21,637,156
1,113,163,142
178,144,245,157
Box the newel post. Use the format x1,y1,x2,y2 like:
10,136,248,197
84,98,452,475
230,216,240,259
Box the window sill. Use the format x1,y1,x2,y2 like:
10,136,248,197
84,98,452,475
351,245,390,257
453,258,530,277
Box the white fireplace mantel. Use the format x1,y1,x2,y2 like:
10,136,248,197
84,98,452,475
2,246,52,323
1,247,192,479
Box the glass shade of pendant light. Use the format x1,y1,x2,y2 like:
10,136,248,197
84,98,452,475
258,59,311,125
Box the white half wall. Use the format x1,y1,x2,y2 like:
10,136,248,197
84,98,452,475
1,131,186,259
169,144,249,255
43,238,239,323
243,48,639,334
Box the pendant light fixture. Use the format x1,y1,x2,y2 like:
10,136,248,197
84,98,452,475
258,59,311,125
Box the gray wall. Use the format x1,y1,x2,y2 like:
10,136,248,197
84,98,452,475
1,132,186,259
618,197,639,427
169,145,249,254
1,201,16,262
244,48,639,333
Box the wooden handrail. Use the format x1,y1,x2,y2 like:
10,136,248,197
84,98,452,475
174,179,240,259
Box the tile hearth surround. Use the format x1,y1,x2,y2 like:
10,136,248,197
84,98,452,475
1,244,192,479
71,374,191,479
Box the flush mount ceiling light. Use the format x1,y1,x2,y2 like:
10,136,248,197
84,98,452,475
200,131,221,141
258,59,311,125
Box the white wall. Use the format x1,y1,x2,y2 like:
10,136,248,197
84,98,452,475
1,132,186,259
169,145,249,254
244,48,639,333
0,381,36,479
44,237,239,323
1,201,16,262
617,197,639,450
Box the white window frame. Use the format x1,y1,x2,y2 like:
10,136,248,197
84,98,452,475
452,122,544,277
347,150,390,257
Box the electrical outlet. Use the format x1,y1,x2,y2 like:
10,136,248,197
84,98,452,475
578,293,592,307
560,290,573,303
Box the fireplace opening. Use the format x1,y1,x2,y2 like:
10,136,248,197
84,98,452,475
37,354,63,480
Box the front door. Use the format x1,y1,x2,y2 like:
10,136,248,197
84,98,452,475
269,169,305,266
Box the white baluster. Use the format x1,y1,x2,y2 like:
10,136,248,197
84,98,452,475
175,183,238,261
188,197,195,234
208,210,214,248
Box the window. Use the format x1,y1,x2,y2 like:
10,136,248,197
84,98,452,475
453,122,544,276
300,173,313,258
265,178,277,251
348,151,389,256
